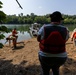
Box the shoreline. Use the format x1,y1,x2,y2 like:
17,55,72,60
0,33,76,75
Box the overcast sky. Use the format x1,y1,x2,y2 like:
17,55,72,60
1,0,76,16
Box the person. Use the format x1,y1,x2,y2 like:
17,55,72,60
12,28,18,49
5,34,16,46
5,34,25,47
37,11,69,75
71,28,76,46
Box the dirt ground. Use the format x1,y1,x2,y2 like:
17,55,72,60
0,32,76,75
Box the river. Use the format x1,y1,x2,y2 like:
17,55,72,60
0,24,32,44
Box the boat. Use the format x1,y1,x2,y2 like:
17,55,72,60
29,23,40,36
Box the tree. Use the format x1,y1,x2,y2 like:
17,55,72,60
0,1,9,48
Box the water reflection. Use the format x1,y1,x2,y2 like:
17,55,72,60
0,31,31,45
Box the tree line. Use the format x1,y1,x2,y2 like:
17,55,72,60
3,13,76,25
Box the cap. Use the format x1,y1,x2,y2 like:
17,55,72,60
50,11,64,21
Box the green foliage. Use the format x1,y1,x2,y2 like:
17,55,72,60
0,1,8,48
0,1,6,22
0,26,9,32
0,11,6,21
0,1,3,8
0,43,4,48
4,12,76,25
0,34,5,39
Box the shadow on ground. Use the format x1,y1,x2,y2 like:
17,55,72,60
61,57,76,75
0,57,76,75
12,46,24,50
0,58,41,75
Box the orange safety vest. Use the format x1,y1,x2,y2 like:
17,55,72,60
39,26,67,54
12,30,17,37
73,32,76,39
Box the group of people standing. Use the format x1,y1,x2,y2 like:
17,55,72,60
6,11,76,75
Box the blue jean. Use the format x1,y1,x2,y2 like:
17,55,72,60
39,55,67,75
